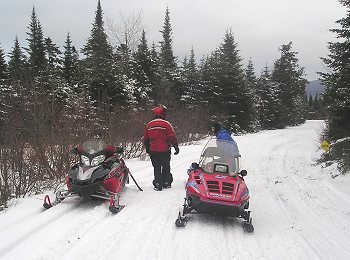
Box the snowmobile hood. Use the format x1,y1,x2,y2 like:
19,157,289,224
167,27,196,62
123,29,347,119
186,170,249,204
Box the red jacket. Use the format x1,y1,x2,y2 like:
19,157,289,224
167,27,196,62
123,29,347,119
144,118,178,152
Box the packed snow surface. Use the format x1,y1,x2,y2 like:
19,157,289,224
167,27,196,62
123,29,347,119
1,120,350,260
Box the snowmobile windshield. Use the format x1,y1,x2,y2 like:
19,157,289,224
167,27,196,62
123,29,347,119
199,138,241,175
80,139,107,166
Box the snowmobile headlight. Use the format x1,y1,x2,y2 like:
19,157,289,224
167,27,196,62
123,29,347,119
91,155,105,166
214,164,228,173
81,155,90,165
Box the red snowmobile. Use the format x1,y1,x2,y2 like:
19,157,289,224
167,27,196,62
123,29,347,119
175,138,254,232
43,138,142,213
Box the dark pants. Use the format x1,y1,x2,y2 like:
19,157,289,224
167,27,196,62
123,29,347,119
150,151,173,187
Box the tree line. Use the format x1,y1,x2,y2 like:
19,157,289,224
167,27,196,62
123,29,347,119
319,0,350,174
0,1,310,134
0,0,311,207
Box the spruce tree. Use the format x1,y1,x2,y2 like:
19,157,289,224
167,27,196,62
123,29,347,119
320,0,350,139
271,42,308,127
149,42,161,101
62,32,79,87
81,0,121,107
44,37,61,68
245,59,259,129
258,66,278,129
0,45,12,141
8,36,27,81
25,7,46,76
158,7,182,105
159,7,177,73
0,46,8,80
181,48,201,106
38,37,70,104
208,30,255,132
132,30,154,105
200,52,222,107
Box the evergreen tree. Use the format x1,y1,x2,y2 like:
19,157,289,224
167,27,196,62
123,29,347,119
8,36,27,81
207,30,255,132
181,48,201,106
159,7,177,72
132,30,154,104
271,42,308,127
37,37,70,105
244,59,259,129
149,42,161,101
25,7,46,76
0,45,9,125
44,37,61,68
62,32,79,87
258,65,283,129
115,43,132,77
200,51,222,106
81,0,123,107
0,45,13,143
158,7,182,105
0,46,8,80
308,94,313,107
320,0,350,139
114,43,137,106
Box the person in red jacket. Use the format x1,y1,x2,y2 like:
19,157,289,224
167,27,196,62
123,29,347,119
144,105,179,191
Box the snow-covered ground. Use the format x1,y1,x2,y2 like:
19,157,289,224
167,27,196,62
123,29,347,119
1,120,350,260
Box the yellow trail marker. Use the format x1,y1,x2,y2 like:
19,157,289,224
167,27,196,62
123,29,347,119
321,140,330,152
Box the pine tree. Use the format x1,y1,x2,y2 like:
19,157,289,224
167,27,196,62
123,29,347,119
0,45,13,141
62,32,79,87
132,30,154,105
44,37,61,68
271,42,308,127
208,29,255,132
159,7,177,73
25,7,46,76
245,59,259,129
36,37,71,105
8,36,27,81
81,0,121,107
158,7,182,105
181,48,201,106
258,65,283,129
320,0,350,139
0,46,8,80
149,42,161,101
200,51,222,107
114,43,137,107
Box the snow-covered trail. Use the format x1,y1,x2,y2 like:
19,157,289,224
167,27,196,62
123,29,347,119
1,120,350,260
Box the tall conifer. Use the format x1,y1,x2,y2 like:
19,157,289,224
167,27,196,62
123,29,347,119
81,0,119,107
133,30,154,104
210,30,255,132
320,0,350,139
62,32,79,87
8,37,27,81
25,7,46,75
0,46,8,80
271,42,307,127
158,7,182,105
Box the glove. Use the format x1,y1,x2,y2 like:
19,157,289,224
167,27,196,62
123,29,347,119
174,146,179,155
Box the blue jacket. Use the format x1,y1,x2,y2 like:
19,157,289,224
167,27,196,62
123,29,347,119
216,128,234,141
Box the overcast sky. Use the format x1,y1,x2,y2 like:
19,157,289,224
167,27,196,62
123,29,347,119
0,0,346,81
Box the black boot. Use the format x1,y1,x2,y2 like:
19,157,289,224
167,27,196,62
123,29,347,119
163,181,171,189
153,181,163,191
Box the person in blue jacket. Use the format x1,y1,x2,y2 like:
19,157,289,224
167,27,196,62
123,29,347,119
211,122,234,141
